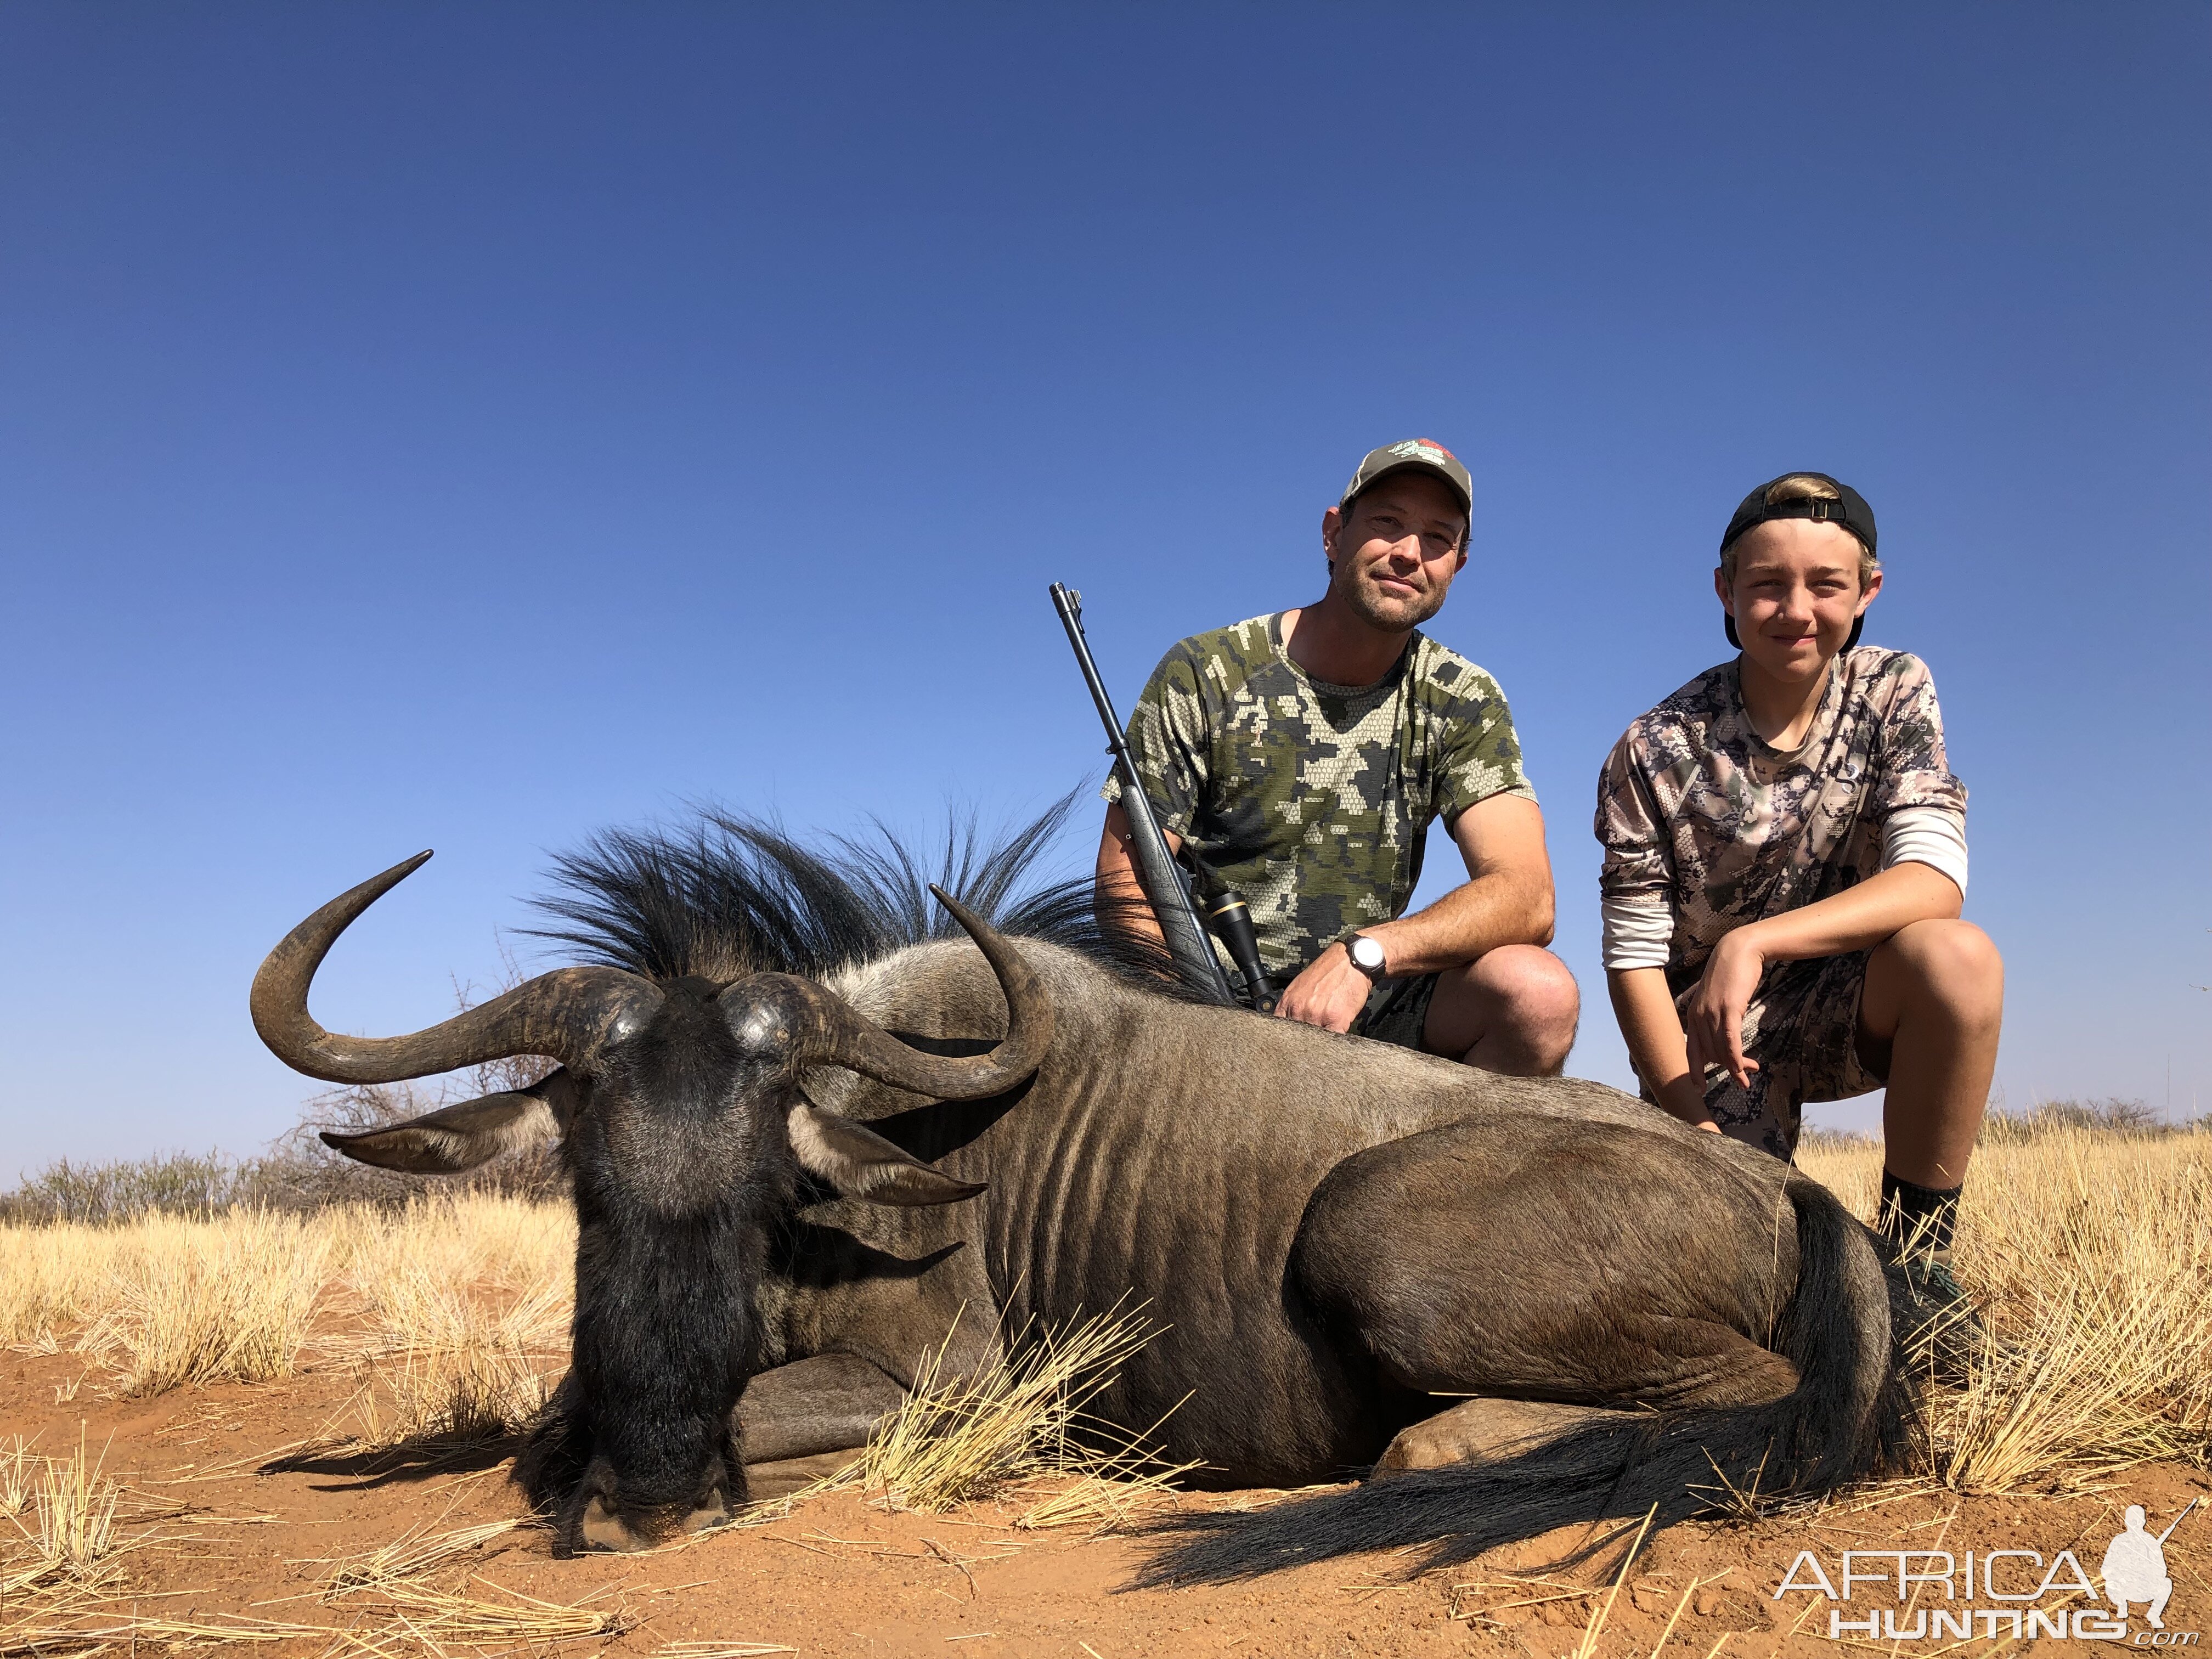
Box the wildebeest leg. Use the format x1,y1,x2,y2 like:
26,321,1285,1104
1376,1399,1643,1475
1291,1120,1804,1437
516,1371,594,1519
734,1353,909,1465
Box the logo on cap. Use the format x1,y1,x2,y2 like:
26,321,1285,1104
1389,439,1457,466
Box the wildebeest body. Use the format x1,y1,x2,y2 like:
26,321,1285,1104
253,808,1908,1572
781,940,1812,1488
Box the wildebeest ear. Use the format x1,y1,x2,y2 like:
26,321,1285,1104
320,1069,578,1175
786,1103,988,1207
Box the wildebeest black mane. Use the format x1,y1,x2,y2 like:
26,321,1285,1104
525,790,1210,998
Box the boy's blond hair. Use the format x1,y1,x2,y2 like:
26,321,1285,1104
1721,474,1881,589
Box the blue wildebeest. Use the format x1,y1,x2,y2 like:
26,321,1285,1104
251,808,1914,1576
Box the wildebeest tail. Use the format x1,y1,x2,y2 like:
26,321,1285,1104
1130,1172,1911,1585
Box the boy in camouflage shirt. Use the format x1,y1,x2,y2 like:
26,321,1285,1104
1100,439,1578,1076
1595,472,2004,1305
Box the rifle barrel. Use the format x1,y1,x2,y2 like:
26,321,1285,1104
1049,583,1236,1006
2157,1498,2198,1544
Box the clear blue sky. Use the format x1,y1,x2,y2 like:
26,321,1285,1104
3,4,2207,1177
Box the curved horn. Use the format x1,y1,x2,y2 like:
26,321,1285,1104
251,851,660,1084
777,886,1054,1101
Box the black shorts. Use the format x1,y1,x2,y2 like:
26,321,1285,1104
1350,972,1442,1053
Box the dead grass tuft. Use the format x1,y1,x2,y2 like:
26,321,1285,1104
0,1430,128,1600
855,1303,1193,1517
0,1437,36,1522
313,1514,529,1594
323,1198,573,1447
326,1572,631,1645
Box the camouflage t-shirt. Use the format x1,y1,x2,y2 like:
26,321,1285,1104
1595,648,1967,997
1105,612,1534,979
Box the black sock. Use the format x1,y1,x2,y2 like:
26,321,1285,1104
1879,1170,1962,1254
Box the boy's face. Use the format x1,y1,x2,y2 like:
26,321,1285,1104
1716,519,1881,682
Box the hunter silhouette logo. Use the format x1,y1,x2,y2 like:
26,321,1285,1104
1776,1496,2198,1643
2104,1501,2194,1631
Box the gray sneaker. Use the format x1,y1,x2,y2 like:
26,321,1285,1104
1899,1251,1989,1381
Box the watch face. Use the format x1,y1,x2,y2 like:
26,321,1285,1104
1350,935,1386,972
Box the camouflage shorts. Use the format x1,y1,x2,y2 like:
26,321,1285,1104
1658,951,1884,1161
1351,972,1442,1053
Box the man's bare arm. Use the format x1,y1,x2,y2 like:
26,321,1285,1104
1361,794,1555,974
1094,800,1178,952
1274,793,1556,1033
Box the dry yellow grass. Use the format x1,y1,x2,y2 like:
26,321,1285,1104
323,1194,573,1446
3,1210,334,1390
0,1436,36,1521
0,1224,128,1351
0,1430,127,1599
1,1195,572,1443
1798,1126,2212,1492
76,1211,331,1393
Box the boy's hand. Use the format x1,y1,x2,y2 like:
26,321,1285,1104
1684,929,1767,1091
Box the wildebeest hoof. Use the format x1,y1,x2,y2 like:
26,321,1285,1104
1375,1398,1642,1475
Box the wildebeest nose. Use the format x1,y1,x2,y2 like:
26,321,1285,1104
577,1494,731,1554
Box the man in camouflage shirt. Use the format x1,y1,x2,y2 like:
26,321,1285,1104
1098,439,1578,1075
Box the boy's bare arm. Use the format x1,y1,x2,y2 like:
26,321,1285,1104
1730,861,1962,963
1094,801,1174,951
1684,862,1963,1088
1607,967,1718,1131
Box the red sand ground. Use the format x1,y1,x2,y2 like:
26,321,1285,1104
7,1345,2207,1657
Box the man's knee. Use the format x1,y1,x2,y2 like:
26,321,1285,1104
1881,919,2004,1022
1467,945,1580,1063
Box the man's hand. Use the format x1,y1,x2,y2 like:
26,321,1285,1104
1274,942,1375,1034
1683,928,1768,1091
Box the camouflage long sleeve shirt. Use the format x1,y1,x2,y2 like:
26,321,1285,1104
1106,612,1534,979
1595,648,1967,998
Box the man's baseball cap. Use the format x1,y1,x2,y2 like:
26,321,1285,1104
1720,472,1877,557
1339,438,1473,520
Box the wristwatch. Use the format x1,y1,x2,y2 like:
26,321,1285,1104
1342,931,1387,980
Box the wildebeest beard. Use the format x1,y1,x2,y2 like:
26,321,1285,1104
516,978,798,1547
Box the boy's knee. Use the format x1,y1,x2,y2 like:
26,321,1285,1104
1885,920,2003,1019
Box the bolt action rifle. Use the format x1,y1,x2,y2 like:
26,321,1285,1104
1048,582,1276,1013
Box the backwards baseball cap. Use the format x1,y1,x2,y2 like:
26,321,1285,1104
1720,472,1877,557
1719,472,1880,651
1340,438,1473,521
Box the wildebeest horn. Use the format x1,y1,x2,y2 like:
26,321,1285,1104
787,886,1053,1100
251,851,661,1084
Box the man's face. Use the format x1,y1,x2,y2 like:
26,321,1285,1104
1717,519,1880,682
1321,471,1470,632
